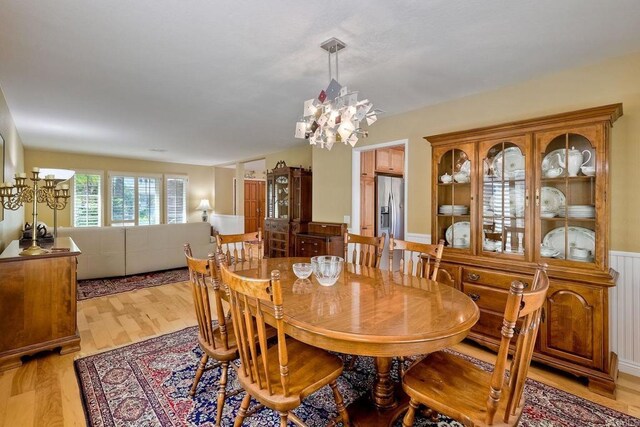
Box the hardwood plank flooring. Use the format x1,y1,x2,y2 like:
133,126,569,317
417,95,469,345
0,281,638,426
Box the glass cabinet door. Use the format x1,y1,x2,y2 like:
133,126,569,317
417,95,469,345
274,172,289,219
435,146,473,250
479,138,528,257
537,127,598,265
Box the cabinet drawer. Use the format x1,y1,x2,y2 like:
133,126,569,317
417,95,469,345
462,267,531,290
308,222,346,236
297,237,326,256
472,309,504,341
462,283,508,313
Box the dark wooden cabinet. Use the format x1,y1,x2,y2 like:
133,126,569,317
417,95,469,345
426,104,622,397
0,238,81,371
265,161,312,258
294,222,347,257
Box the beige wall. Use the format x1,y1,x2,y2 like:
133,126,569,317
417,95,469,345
0,86,25,251
312,51,640,252
265,145,312,170
214,167,236,215
23,149,214,227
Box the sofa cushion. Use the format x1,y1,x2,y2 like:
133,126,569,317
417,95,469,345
57,226,126,280
125,222,213,275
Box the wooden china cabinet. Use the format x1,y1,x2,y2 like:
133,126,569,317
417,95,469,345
264,161,312,258
426,104,622,397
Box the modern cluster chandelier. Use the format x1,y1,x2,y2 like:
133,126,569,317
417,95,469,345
295,37,379,150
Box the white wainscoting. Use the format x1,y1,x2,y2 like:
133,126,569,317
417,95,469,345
609,250,640,377
402,233,640,377
210,214,244,236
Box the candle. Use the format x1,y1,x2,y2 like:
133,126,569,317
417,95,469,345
61,184,69,190
18,172,27,178
45,174,55,180
32,167,40,173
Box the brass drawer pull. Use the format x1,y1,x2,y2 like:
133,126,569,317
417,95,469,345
467,293,480,302
468,273,480,281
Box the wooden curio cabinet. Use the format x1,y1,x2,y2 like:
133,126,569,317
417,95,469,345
264,161,312,258
426,104,622,397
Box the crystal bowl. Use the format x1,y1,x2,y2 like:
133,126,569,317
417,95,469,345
292,263,313,279
310,256,344,286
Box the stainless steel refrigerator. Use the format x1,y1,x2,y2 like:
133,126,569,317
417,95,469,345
376,175,404,270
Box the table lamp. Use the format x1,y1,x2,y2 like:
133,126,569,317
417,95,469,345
196,199,212,222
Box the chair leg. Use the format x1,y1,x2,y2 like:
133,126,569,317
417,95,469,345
329,380,350,426
215,361,229,427
397,356,405,379
234,393,251,427
279,411,288,427
190,354,209,396
402,398,419,427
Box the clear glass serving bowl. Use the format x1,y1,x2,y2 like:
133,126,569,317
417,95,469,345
292,262,313,279
310,256,344,286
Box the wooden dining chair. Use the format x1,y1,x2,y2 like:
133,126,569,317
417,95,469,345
389,236,445,280
401,265,549,427
388,237,445,377
184,244,238,427
219,263,351,427
344,232,385,268
216,230,263,264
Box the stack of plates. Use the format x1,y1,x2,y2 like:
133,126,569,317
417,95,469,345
439,205,468,215
558,205,595,218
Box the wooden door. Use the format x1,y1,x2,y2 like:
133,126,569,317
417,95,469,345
360,177,375,237
244,180,265,233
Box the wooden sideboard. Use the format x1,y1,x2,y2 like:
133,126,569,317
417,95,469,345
294,222,347,257
0,237,81,371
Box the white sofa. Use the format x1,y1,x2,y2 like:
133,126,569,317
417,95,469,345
58,222,214,280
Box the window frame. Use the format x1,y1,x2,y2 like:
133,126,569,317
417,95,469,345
107,171,163,226
70,169,105,227
164,174,189,224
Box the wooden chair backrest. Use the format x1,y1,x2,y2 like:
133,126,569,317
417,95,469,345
344,232,385,268
184,244,231,352
216,230,263,264
486,264,549,425
220,262,290,397
389,237,444,280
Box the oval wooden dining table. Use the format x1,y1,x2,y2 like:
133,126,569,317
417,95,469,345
229,257,480,426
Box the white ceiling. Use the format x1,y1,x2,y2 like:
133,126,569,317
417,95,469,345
1,1,640,166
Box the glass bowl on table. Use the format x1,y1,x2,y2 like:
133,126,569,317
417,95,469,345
292,262,313,279
310,256,344,286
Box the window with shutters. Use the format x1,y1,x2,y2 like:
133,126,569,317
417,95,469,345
109,172,162,226
73,172,102,227
165,175,188,224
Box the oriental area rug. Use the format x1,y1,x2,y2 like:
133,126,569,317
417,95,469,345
75,326,638,427
77,268,190,300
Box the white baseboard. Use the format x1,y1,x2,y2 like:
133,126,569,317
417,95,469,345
618,358,640,378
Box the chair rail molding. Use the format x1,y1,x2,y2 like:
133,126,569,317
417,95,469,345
609,250,640,377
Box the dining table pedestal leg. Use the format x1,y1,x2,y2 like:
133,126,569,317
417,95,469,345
347,357,410,427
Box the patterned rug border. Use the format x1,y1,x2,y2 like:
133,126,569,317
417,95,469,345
74,326,639,427
77,268,190,301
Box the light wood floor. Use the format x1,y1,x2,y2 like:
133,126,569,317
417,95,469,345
0,281,638,426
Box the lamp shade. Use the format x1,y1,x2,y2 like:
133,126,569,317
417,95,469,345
196,199,212,211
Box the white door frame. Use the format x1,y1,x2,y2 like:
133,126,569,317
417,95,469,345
351,139,409,238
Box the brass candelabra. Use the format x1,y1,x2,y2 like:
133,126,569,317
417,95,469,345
0,168,71,256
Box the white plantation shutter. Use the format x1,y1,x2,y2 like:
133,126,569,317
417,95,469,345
138,177,161,225
110,175,136,225
165,176,187,224
73,173,102,227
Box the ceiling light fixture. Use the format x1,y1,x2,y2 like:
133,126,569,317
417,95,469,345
295,37,380,150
